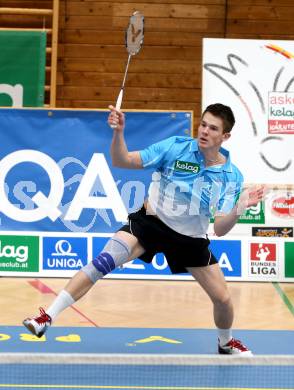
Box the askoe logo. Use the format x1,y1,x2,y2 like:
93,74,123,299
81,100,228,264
43,237,87,270
0,235,39,272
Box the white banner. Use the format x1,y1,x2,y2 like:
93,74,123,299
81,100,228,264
202,38,294,185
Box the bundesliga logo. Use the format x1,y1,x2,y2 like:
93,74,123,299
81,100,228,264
249,243,277,277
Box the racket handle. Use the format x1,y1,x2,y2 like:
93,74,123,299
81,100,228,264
115,89,123,110
110,89,123,129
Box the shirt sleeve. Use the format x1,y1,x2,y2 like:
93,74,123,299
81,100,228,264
139,136,176,169
216,171,244,215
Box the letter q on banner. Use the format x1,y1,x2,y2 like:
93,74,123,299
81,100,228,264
0,150,63,222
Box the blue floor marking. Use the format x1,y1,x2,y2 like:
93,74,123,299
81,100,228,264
0,326,293,355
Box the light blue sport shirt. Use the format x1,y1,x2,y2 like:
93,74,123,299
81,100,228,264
139,136,243,237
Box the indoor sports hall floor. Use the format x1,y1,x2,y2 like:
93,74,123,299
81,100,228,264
3,277,293,330
0,277,293,389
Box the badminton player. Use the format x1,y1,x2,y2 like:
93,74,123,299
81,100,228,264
23,103,266,355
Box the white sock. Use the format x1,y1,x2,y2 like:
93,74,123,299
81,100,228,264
46,290,75,322
218,328,232,346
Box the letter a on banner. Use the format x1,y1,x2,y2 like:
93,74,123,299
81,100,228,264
65,153,128,222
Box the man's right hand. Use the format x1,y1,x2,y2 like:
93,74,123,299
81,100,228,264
108,105,125,132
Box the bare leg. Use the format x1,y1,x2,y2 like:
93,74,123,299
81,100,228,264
188,264,253,354
65,271,95,301
187,263,233,329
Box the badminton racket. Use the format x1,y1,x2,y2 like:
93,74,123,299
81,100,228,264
110,11,144,128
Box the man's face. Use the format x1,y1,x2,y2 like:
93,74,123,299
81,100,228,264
197,112,231,149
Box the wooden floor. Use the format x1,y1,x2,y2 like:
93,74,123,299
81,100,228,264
1,277,293,330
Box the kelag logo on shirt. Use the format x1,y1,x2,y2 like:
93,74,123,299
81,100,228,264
174,160,200,174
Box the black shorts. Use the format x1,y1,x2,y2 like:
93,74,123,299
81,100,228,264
118,206,217,274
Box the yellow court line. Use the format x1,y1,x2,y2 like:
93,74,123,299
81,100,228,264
0,385,293,390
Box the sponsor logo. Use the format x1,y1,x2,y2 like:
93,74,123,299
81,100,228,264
238,202,265,224
0,235,39,272
92,237,173,275
174,160,200,174
209,240,241,277
284,242,294,278
43,237,87,270
268,92,294,134
252,227,293,237
0,151,128,228
271,195,294,218
249,243,277,278
120,253,169,273
93,238,243,277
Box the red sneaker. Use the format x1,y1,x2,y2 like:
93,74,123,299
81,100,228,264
23,307,52,338
218,338,253,356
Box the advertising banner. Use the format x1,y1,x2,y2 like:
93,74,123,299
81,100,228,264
284,242,294,278
110,236,293,282
0,31,46,107
202,38,294,186
248,242,278,280
0,108,193,278
202,38,294,241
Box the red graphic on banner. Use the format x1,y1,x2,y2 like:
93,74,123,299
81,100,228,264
250,243,276,262
272,196,294,217
268,120,294,134
265,44,294,60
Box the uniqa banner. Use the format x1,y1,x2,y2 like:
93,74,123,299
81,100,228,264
0,31,46,107
0,108,194,278
0,108,192,234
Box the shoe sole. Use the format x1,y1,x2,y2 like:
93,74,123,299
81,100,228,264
23,320,44,338
218,350,253,357
218,347,253,356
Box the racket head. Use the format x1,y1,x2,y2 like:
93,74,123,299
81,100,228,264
125,11,144,56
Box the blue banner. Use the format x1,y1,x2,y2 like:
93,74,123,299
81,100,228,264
0,108,192,234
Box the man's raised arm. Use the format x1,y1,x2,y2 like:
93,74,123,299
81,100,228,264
214,186,267,236
108,105,143,169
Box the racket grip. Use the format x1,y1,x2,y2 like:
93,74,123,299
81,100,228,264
110,90,123,129
115,89,123,110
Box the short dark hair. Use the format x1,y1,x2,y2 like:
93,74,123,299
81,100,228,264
201,103,235,133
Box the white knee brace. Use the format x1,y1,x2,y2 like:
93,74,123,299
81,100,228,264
81,237,130,283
